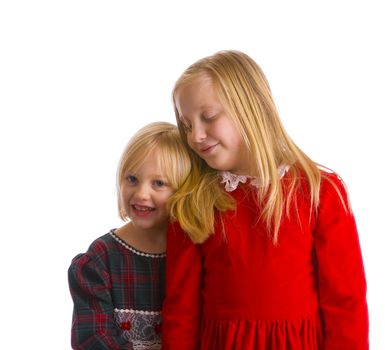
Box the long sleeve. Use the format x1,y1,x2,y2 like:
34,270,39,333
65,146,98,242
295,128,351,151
314,173,369,349
161,222,203,350
68,253,131,350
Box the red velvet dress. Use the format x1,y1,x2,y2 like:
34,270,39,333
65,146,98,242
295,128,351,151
162,172,368,349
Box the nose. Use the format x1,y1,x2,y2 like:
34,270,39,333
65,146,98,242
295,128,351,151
189,122,207,143
134,183,151,201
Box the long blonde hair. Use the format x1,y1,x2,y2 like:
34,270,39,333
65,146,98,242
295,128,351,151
169,50,330,244
117,121,191,221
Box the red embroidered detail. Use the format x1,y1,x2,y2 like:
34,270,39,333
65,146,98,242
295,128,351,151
120,321,131,330
154,322,162,334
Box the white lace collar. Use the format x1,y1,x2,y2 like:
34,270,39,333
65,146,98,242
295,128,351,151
220,164,290,192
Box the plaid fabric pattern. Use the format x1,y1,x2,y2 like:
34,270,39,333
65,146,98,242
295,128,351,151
68,230,166,349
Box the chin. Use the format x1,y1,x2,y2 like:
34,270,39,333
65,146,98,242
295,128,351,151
204,159,223,170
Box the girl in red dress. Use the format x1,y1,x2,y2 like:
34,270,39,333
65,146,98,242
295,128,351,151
161,50,369,349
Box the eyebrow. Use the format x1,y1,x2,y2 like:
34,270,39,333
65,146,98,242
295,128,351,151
200,105,218,110
180,105,221,118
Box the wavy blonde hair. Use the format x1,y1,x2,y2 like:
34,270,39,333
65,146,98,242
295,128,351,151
169,50,338,244
117,121,191,221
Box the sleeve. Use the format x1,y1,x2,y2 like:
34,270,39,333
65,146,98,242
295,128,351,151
314,173,369,349
161,222,203,350
68,252,132,350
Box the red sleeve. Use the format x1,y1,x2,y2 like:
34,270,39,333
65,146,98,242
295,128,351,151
161,222,203,350
314,173,369,349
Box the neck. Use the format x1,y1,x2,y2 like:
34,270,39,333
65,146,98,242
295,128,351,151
115,222,167,254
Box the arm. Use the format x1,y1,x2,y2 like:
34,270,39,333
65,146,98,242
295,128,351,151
314,173,369,349
161,222,203,350
68,253,131,350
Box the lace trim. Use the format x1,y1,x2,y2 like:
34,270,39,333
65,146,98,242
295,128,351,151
114,308,162,350
130,341,161,350
114,308,161,315
220,164,290,192
110,231,166,258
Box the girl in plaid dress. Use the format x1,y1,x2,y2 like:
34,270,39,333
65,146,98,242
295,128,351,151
161,51,369,349
68,122,191,350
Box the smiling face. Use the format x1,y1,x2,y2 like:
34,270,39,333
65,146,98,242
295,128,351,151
175,76,250,174
119,151,174,234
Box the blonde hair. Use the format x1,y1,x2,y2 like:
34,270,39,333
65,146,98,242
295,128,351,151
170,50,339,244
117,121,191,221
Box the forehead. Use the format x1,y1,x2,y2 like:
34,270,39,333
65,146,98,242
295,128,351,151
175,76,222,116
133,149,174,177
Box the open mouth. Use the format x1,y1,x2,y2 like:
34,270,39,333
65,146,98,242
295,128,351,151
132,204,155,216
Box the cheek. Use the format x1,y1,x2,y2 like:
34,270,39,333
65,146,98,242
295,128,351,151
225,123,244,146
119,187,131,204
158,191,174,208
186,134,195,149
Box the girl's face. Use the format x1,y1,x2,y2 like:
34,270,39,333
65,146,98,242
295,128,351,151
119,151,174,234
175,76,250,174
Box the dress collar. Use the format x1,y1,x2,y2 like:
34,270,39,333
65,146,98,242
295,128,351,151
220,164,290,192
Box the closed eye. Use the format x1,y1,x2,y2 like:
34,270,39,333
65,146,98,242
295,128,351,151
202,111,219,121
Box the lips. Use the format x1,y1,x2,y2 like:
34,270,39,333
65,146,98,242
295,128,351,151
199,143,218,154
132,204,155,217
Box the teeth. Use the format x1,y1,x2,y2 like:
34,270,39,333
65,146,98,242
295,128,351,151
133,205,154,211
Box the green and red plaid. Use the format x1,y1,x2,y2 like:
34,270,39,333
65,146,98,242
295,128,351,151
68,230,166,349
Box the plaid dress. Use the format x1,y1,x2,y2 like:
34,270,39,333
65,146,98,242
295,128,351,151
68,230,166,350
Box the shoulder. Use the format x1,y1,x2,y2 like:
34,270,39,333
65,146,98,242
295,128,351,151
168,221,191,241
286,165,350,213
167,220,201,249
317,168,352,221
87,232,118,255
68,232,118,290
69,232,117,272
320,166,345,186
319,167,349,201
291,164,348,200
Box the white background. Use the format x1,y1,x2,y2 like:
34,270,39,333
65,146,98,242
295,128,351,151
1,1,384,348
